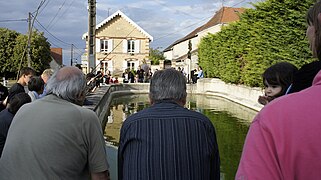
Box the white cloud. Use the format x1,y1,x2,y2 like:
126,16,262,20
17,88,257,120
0,0,260,65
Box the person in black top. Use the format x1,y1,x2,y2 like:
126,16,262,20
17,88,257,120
6,67,35,105
0,92,31,157
118,68,220,180
136,66,144,83
287,6,321,94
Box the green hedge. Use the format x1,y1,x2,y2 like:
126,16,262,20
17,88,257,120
198,0,315,87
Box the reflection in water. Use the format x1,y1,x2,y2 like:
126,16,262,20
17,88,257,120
103,94,257,180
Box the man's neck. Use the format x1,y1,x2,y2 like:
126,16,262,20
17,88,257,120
17,78,26,86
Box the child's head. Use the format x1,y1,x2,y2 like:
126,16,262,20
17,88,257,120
28,76,45,94
263,62,298,98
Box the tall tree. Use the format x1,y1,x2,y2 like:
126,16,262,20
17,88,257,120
0,28,51,78
149,47,165,65
0,28,19,77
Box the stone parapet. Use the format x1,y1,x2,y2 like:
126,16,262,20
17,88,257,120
195,78,263,111
90,79,263,124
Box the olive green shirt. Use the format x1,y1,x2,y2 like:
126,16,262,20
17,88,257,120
0,95,109,179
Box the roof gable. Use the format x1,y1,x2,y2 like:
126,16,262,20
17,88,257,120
164,6,245,52
83,10,153,41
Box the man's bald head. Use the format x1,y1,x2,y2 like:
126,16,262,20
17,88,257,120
46,67,87,105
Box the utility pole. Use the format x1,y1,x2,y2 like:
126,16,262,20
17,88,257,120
27,12,32,67
71,44,74,66
87,0,96,73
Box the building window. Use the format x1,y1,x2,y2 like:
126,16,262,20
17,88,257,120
100,40,109,52
127,40,135,53
127,62,135,69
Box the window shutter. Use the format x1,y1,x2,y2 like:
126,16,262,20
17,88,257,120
108,39,113,53
96,38,100,52
134,40,140,53
123,40,127,53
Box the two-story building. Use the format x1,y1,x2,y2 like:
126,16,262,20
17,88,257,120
163,6,245,79
82,10,153,75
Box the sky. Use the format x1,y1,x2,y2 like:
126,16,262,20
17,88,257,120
0,0,262,66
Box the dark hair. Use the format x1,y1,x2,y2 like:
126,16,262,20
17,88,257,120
28,76,44,92
19,67,36,77
8,92,31,114
263,62,298,97
307,1,321,60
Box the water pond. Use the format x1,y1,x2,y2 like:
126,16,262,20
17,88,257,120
103,94,257,180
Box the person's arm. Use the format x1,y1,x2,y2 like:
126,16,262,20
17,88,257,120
236,115,282,179
91,170,110,180
2,96,8,106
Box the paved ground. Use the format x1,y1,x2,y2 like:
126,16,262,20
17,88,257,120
83,85,109,110
83,85,118,180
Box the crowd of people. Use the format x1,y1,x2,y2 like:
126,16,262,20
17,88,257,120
1,1,321,179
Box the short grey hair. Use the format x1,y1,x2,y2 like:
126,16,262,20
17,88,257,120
46,67,86,105
149,68,187,103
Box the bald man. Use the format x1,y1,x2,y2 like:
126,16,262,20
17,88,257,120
0,67,110,180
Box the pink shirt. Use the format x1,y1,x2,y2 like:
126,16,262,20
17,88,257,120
236,70,321,179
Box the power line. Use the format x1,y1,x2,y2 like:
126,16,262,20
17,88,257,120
37,31,61,48
231,0,248,7
33,16,71,46
38,0,51,15
46,0,67,30
0,19,28,23
50,0,76,29
17,0,47,78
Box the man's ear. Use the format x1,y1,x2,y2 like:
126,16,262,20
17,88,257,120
149,94,154,105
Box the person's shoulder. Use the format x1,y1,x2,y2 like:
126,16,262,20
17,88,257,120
9,83,23,89
0,110,15,129
184,109,212,123
121,107,153,126
297,61,321,74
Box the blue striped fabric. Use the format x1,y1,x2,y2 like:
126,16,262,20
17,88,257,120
118,101,220,180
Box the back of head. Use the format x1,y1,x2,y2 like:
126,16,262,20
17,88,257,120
19,67,35,77
41,69,54,83
308,1,321,60
149,68,187,104
28,76,44,92
263,62,298,96
7,84,26,104
46,67,86,105
8,92,31,114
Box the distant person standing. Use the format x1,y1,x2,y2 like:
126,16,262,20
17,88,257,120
0,67,110,179
0,92,31,157
39,68,54,98
118,68,220,180
197,66,204,79
136,66,144,83
6,67,35,105
0,83,8,112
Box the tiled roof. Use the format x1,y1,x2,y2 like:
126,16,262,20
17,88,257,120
163,6,245,52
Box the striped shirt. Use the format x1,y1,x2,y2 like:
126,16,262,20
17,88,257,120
118,101,220,180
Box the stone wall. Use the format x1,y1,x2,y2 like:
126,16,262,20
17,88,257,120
94,79,264,123
195,78,263,111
